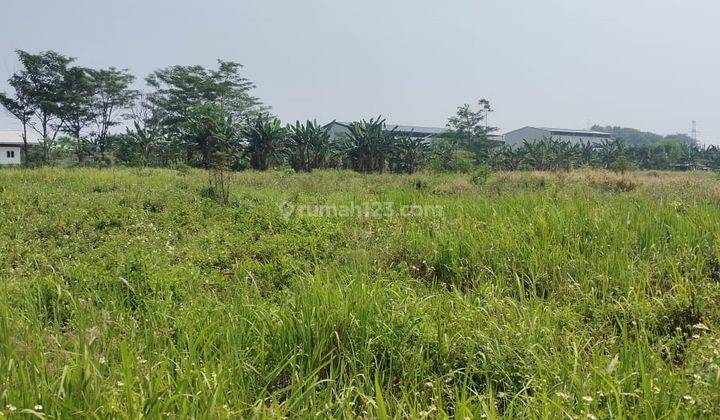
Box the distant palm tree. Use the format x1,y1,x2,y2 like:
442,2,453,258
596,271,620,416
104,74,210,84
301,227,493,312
285,120,332,172
390,136,428,174
342,116,397,173
242,115,286,171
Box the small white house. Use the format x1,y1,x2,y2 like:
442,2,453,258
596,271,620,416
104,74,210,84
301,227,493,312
0,131,40,165
503,126,610,146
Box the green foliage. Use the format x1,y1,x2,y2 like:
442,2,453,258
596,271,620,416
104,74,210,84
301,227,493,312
4,52,718,174
610,155,633,174
285,120,332,172
242,114,286,171
470,164,493,186
429,140,475,173
114,122,162,166
443,98,501,164
592,125,697,146
341,117,398,173
389,136,428,174
183,103,237,203
86,67,138,158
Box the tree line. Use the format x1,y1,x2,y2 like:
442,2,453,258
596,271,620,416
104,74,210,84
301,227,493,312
2,50,718,174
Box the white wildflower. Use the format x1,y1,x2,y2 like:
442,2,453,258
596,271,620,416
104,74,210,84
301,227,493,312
554,391,570,400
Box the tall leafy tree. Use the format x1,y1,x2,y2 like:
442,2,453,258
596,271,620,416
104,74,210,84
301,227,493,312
183,103,237,202
89,67,138,159
444,98,501,164
0,86,34,165
58,66,96,161
1,50,73,163
182,103,238,169
19,50,73,141
146,60,263,163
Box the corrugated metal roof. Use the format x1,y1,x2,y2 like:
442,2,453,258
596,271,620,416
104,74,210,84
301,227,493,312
385,124,448,135
328,121,448,135
541,128,610,136
0,130,40,145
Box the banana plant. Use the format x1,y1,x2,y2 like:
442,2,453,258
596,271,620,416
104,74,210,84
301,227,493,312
242,114,286,171
341,116,397,173
389,136,429,174
285,120,332,172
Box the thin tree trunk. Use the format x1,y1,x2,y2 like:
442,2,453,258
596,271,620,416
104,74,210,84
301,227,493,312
21,121,28,168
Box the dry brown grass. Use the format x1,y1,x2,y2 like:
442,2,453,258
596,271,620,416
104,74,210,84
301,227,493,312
438,178,473,194
586,171,642,192
490,169,719,196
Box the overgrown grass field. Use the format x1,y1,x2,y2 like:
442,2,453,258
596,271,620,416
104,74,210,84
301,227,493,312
1,168,720,418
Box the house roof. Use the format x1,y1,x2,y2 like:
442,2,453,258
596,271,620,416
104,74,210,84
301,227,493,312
541,128,611,137
385,124,448,135
504,126,610,137
325,121,447,135
0,130,40,146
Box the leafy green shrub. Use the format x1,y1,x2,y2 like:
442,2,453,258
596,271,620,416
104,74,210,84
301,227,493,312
470,164,493,186
171,162,192,174
429,149,475,173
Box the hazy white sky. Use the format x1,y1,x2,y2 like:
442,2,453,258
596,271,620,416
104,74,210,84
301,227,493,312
1,0,719,143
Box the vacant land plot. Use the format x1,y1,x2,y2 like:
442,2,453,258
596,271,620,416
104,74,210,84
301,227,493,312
1,168,719,418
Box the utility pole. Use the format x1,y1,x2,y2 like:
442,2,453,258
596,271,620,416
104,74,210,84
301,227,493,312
692,120,698,143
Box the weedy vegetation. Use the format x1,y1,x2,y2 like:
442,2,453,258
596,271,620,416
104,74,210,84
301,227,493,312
1,168,720,418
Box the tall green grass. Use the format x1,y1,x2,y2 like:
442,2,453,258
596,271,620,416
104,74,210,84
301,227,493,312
1,167,719,418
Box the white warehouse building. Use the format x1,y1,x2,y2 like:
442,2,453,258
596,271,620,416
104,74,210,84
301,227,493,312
503,126,611,146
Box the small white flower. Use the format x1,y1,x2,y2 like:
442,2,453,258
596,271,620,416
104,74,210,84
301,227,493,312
5,405,16,412
554,391,570,400
582,396,594,403
116,381,124,387
34,405,43,411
